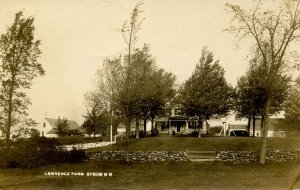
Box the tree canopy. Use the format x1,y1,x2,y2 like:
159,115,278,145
0,11,44,148
236,61,290,119
179,47,233,121
55,117,70,137
226,0,300,164
285,77,300,124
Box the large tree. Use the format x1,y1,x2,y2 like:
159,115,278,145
179,47,233,138
84,58,122,140
0,11,44,149
128,45,176,135
55,117,70,137
226,0,300,164
83,91,111,138
121,1,145,162
236,61,290,136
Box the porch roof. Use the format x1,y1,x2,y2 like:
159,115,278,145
169,115,188,121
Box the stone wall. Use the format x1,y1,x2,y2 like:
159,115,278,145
217,150,300,163
87,150,300,163
62,142,115,151
87,151,187,162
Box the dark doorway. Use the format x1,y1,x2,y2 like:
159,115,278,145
177,123,181,132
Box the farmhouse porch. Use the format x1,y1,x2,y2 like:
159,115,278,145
155,116,206,134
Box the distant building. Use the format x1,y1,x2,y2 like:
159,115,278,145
249,118,291,137
209,111,290,137
155,105,202,134
36,118,83,137
117,120,152,135
154,108,293,137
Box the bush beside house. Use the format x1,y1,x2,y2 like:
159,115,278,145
0,137,86,168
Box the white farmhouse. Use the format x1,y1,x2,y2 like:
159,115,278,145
37,118,82,137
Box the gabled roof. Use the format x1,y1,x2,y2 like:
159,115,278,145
46,128,58,134
45,118,80,130
45,118,83,134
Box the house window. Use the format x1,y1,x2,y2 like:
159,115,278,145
43,122,46,128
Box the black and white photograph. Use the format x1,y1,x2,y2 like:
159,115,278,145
0,0,300,189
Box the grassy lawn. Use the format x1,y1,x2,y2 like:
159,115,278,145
86,135,300,152
0,161,299,190
1,136,300,189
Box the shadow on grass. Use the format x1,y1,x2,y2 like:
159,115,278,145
0,161,299,190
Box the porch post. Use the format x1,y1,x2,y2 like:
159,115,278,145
186,120,188,131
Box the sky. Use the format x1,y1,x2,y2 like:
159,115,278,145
0,0,281,125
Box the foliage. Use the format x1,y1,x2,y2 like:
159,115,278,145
89,41,175,161
0,137,86,168
82,98,110,138
84,82,119,138
0,11,44,148
10,127,40,140
226,0,300,164
55,117,70,137
121,1,145,163
179,47,233,120
285,77,300,125
150,128,159,137
191,130,199,137
68,148,87,163
0,137,64,168
123,45,176,132
139,130,146,138
179,47,233,137
87,1,175,161
235,62,291,119
66,129,81,136
172,130,175,136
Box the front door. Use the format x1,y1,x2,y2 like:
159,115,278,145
177,122,181,132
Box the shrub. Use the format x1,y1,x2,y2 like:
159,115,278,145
67,148,87,163
129,131,136,138
151,128,159,137
29,128,40,138
139,130,146,138
191,130,198,137
0,136,86,168
67,129,81,136
0,139,5,149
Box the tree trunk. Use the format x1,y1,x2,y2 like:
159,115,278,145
135,118,139,139
126,120,131,163
259,98,271,165
93,132,95,138
252,115,256,137
151,118,154,129
5,84,14,150
143,119,147,134
247,117,251,134
260,116,264,137
198,120,202,138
